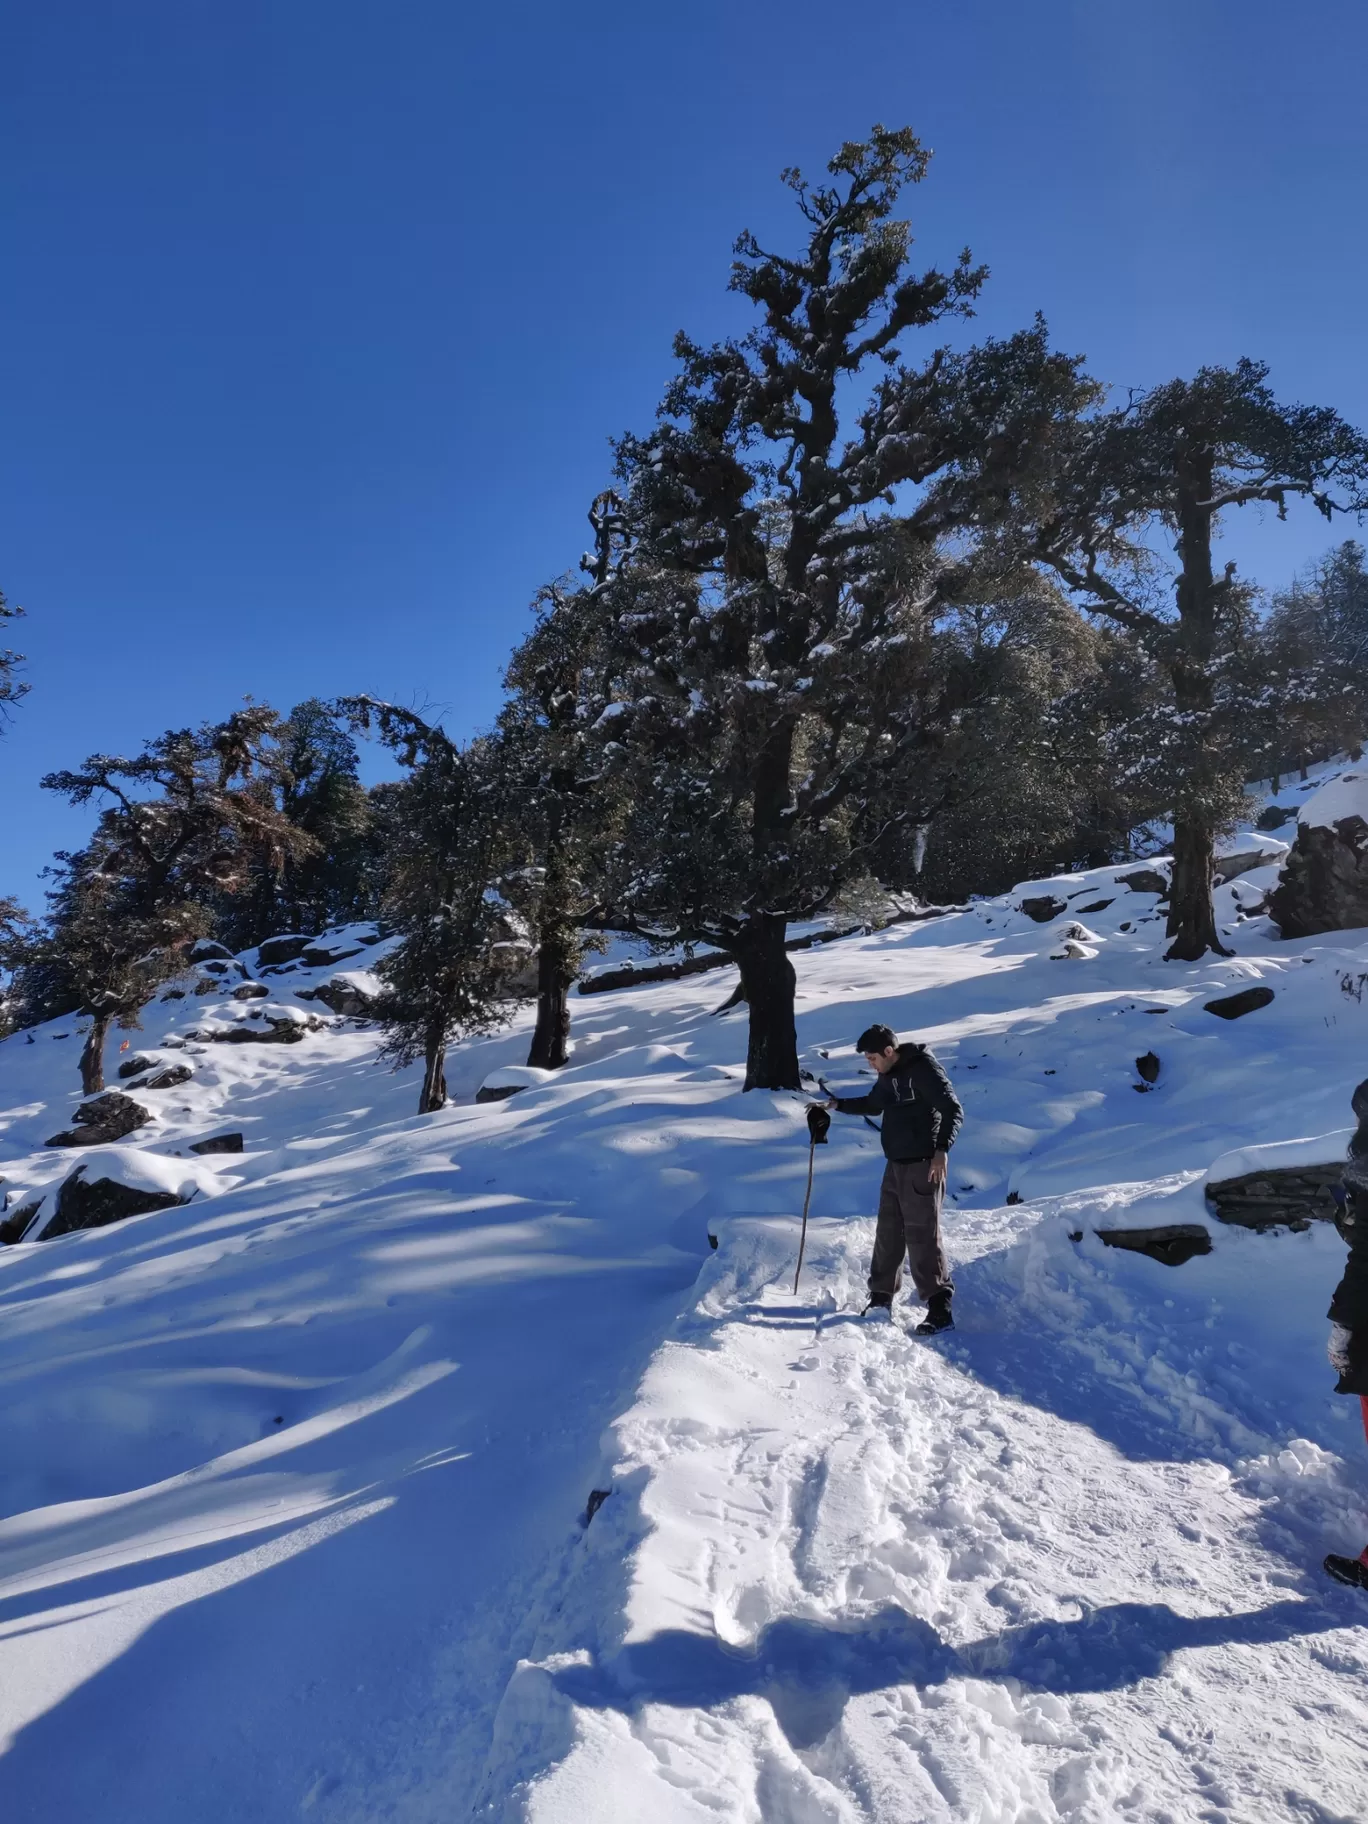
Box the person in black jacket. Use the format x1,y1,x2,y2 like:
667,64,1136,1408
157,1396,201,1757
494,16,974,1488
1325,1078,1368,1588
824,1022,964,1333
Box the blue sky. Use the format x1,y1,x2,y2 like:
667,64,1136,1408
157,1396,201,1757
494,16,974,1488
3,1,1366,907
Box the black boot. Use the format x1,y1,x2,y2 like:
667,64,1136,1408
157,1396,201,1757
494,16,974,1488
915,1293,954,1336
862,1293,893,1320
1325,1552,1368,1589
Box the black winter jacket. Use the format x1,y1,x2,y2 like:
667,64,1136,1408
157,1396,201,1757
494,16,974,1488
832,1043,963,1162
1329,1080,1368,1395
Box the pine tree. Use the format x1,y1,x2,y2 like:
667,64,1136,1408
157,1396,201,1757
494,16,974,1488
341,702,517,1113
1257,540,1368,777
38,707,313,1087
1026,360,1368,960
0,586,28,725
577,127,1093,1088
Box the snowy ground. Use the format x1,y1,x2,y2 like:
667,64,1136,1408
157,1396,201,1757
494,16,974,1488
2,763,1367,1821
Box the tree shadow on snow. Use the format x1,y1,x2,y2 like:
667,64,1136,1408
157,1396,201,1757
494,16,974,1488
551,1596,1340,1750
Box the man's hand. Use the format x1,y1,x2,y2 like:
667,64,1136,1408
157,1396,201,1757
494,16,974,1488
928,1150,948,1188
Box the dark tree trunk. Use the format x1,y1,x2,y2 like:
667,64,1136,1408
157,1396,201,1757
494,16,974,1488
79,1013,111,1095
526,924,574,1070
1164,818,1231,961
731,915,800,1091
419,1026,447,1113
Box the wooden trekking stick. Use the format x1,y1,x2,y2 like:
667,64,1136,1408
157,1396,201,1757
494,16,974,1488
793,1139,817,1295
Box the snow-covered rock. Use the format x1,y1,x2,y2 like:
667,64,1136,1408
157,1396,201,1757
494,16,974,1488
1271,770,1368,938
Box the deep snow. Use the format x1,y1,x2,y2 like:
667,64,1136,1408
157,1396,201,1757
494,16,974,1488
2,762,1368,1821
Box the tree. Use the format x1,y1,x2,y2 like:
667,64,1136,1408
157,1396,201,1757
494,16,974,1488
1257,540,1368,778
1028,360,1368,960
39,707,313,1087
34,843,204,1093
341,701,517,1113
501,492,630,1070
577,127,1093,1087
0,586,28,726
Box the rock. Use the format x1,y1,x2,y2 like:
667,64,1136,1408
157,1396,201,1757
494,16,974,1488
0,1199,42,1245
1116,868,1169,895
1076,898,1114,914
196,958,244,978
1213,849,1282,885
189,1132,244,1154
300,941,364,968
1269,795,1368,938
1135,1050,1161,1084
1256,804,1293,831
142,1062,194,1090
1206,1163,1345,1230
117,1053,160,1079
194,978,220,996
232,981,270,1000
1020,895,1067,922
298,972,382,1017
41,1166,188,1240
475,1084,523,1103
1094,1223,1212,1266
160,988,186,1000
1050,938,1099,960
256,934,315,967
1203,985,1275,1020
207,1006,325,1045
475,1064,556,1103
190,939,233,961
46,1091,152,1148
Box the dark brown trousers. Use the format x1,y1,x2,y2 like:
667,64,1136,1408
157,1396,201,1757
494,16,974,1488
868,1158,952,1303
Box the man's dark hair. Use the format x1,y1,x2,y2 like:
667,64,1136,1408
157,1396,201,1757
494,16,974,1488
856,1023,899,1055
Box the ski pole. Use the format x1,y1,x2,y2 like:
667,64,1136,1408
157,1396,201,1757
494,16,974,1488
794,1102,830,1295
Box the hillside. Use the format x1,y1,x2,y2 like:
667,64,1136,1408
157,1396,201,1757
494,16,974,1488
2,764,1367,1822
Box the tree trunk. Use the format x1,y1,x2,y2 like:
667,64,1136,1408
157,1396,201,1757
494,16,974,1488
419,1027,447,1113
79,1013,111,1095
526,924,574,1070
731,915,800,1091
1164,817,1231,961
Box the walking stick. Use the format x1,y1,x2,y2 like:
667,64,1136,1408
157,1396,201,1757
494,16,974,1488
794,1102,830,1295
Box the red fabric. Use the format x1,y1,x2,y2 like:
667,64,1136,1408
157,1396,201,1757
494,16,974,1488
1361,1395,1368,1447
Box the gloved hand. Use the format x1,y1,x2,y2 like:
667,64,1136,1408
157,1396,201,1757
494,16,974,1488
1329,1322,1354,1377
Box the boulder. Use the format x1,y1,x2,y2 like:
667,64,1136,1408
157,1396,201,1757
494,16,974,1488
1206,1164,1344,1230
1269,773,1368,937
1094,1223,1212,1266
189,1132,244,1155
1203,985,1275,1021
1020,895,1067,923
42,1166,188,1239
1213,848,1284,885
297,971,382,1017
196,958,244,978
1116,868,1169,895
256,934,315,967
117,1053,160,1079
190,939,233,962
0,1199,42,1245
1256,804,1293,831
231,981,270,1000
1135,1050,1161,1084
203,1006,325,1045
300,941,364,968
46,1091,152,1148
475,1064,556,1103
142,1062,194,1090
1076,898,1114,914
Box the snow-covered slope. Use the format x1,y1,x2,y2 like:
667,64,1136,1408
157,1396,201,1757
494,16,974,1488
3,768,1368,1822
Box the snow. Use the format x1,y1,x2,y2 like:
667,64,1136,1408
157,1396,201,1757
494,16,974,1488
3,781,1368,1819
1206,1131,1357,1185
1299,770,1368,831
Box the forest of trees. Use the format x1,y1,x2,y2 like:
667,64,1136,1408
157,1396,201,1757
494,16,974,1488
3,128,1367,1102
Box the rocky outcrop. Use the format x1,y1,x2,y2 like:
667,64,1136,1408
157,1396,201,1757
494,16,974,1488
1206,1163,1344,1230
1115,868,1169,895
46,1091,152,1148
142,1062,194,1089
1203,985,1275,1020
1269,777,1368,938
42,1166,188,1239
190,1006,326,1046
300,940,364,968
298,974,381,1017
189,1132,244,1154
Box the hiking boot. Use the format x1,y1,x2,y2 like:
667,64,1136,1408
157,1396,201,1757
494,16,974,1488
861,1295,893,1320
915,1294,954,1336
1325,1551,1368,1590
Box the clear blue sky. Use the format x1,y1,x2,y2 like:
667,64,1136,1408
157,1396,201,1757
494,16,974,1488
3,1,1366,908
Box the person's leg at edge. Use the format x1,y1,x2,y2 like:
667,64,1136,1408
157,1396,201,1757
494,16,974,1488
867,1161,907,1307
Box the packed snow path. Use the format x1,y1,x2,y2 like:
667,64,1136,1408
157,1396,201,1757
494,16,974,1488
485,1210,1368,1822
